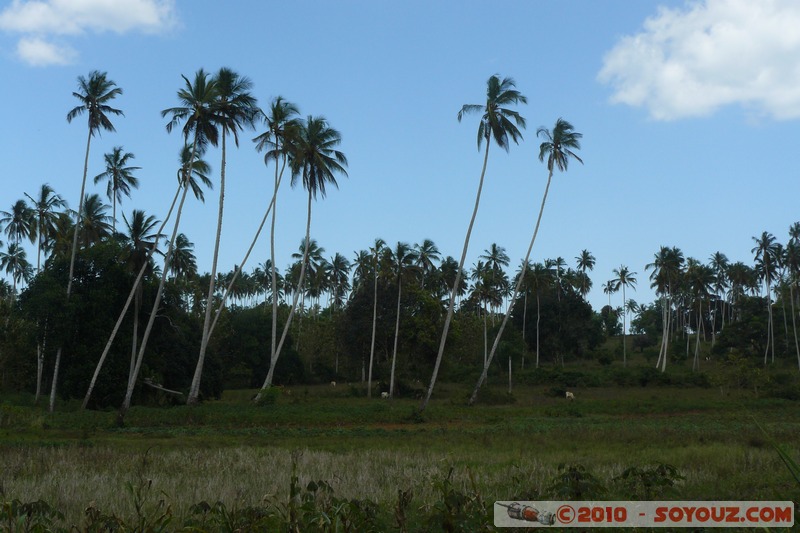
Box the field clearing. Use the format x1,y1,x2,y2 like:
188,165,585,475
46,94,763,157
2,383,799,530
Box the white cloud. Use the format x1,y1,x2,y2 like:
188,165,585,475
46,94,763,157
0,0,176,65
598,0,800,120
16,36,75,66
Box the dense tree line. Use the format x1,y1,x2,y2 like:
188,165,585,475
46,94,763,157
1,71,798,415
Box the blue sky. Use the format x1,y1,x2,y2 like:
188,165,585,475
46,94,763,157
1,0,798,315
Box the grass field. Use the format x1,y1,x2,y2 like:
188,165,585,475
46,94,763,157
2,371,799,531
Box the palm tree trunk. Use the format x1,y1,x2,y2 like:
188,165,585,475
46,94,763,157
469,167,552,405
120,181,192,420
81,185,180,409
367,264,379,398
255,189,312,400
536,292,541,368
270,155,285,385
50,129,93,412
622,285,627,367
422,140,490,411
389,278,402,398
790,283,800,370
189,131,228,404
129,288,140,389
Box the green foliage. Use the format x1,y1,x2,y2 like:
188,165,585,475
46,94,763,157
424,468,492,533
545,463,605,500
254,386,281,406
0,499,65,533
613,463,684,499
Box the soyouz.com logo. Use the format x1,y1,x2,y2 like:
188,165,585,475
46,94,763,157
493,501,795,528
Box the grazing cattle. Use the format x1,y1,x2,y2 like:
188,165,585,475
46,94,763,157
330,381,336,387
565,391,575,401
381,392,389,399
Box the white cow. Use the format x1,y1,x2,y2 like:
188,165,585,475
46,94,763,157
381,392,389,399
565,391,575,401
330,381,336,387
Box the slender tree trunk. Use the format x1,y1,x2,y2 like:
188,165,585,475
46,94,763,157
536,293,541,368
189,132,228,404
120,181,192,420
81,185,180,409
693,300,702,371
270,155,285,389
622,285,627,367
765,280,773,365
469,168,553,405
34,321,47,404
790,283,800,370
255,189,313,400
128,288,140,389
367,261,379,398
389,278,402,398
422,140,490,411
50,129,93,412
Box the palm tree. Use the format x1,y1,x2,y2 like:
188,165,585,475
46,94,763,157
117,70,219,418
752,231,780,365
24,184,67,274
422,75,526,411
366,238,385,396
784,234,800,370
55,71,123,413
414,239,441,289
613,265,637,367
78,194,113,248
0,200,36,247
684,259,715,370
469,118,582,405
93,146,140,233
575,249,595,298
480,243,510,318
708,251,729,344
0,243,32,299
328,252,351,311
388,242,419,397
646,246,685,372
257,115,347,398
254,96,301,384
65,71,123,293
189,68,258,405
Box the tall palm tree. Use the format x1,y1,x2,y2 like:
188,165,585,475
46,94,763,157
480,243,510,318
646,246,685,372
24,184,67,274
254,96,301,383
118,70,219,418
469,118,582,405
708,251,729,344
328,252,351,311
613,265,637,367
684,259,714,370
56,71,123,413
388,242,418,397
256,115,347,398
752,231,780,365
423,75,526,411
784,234,800,370
366,238,385,396
94,146,140,232
190,68,258,405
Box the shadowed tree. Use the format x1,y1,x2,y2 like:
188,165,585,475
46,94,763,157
256,115,347,399
366,238,385,396
190,67,258,405
422,74,526,411
78,194,113,248
0,243,32,299
709,251,729,344
24,184,67,274
647,246,685,372
0,200,36,248
784,229,800,369
752,231,780,365
613,264,637,367
55,71,123,413
94,146,140,232
575,249,595,298
684,259,714,370
414,238,441,289
388,242,419,397
469,117,582,405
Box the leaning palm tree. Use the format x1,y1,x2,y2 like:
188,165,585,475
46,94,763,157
422,74,526,411
256,115,347,399
118,70,219,419
55,71,123,413
82,145,212,410
24,184,66,274
366,237,385,397
189,67,258,405
469,118,582,405
94,146,141,232
613,265,637,367
253,96,301,385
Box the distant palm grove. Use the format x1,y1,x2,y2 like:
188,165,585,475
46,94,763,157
1,70,799,418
